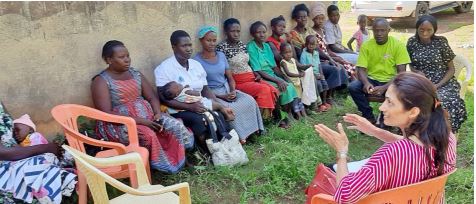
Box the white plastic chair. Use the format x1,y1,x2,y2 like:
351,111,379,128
453,54,473,98
63,145,191,204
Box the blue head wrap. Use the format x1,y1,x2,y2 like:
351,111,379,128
198,25,218,39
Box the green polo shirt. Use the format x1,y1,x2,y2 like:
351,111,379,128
356,36,410,82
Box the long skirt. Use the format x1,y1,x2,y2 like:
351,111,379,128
233,72,279,109
437,78,467,132
322,64,349,90
210,83,265,140
95,99,190,174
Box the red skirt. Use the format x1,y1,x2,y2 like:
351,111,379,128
233,72,279,109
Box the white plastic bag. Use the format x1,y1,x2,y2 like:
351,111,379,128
206,129,249,166
301,67,318,105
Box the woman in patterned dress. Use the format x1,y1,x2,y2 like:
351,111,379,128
216,18,280,123
290,3,349,106
92,40,194,174
406,15,467,132
310,3,356,77
194,26,264,144
0,102,77,204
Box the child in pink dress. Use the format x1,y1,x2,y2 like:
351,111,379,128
347,14,370,52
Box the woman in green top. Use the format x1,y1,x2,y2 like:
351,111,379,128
247,21,299,128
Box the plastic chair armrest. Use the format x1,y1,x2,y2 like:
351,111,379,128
79,151,149,186
67,131,128,155
73,107,140,146
94,114,140,146
311,193,336,203
118,183,191,204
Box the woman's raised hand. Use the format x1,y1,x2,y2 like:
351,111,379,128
343,113,378,136
314,123,349,153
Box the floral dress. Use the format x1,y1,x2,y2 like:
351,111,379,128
95,68,194,173
407,36,467,132
316,32,356,76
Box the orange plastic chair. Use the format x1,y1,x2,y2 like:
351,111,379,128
51,104,152,204
311,169,456,204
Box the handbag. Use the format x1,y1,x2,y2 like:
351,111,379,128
304,163,337,204
204,111,249,166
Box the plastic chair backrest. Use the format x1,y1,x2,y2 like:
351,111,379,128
453,54,472,98
51,104,139,154
312,169,456,204
63,145,149,204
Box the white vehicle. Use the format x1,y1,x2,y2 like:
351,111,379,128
351,1,473,22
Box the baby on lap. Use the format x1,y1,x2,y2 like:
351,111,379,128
162,81,235,121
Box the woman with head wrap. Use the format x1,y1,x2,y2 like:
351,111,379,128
193,25,265,144
310,2,357,79
290,3,349,106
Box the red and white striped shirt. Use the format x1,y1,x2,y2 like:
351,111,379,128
334,133,457,203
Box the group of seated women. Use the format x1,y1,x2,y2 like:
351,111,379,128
0,2,466,203
88,2,464,203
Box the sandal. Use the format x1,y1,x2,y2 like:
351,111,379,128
317,105,329,112
278,120,291,129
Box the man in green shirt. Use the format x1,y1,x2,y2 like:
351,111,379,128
348,18,410,124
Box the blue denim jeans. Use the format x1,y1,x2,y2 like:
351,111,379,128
348,77,387,121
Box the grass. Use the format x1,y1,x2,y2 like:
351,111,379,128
61,2,473,203
446,93,474,203
145,92,383,204
63,90,473,204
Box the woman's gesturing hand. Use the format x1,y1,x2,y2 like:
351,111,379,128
343,113,378,136
314,123,349,153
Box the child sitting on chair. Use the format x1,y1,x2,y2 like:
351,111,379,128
13,114,48,147
162,81,235,121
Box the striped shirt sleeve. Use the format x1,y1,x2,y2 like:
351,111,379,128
334,143,396,204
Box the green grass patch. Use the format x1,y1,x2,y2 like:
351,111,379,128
62,91,472,203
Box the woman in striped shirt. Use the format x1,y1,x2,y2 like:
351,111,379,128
314,72,456,203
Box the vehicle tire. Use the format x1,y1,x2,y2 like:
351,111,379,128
413,2,429,22
455,1,473,13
